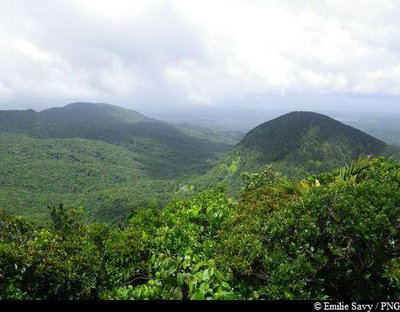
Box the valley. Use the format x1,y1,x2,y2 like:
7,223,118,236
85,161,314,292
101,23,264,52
0,103,236,224
1,103,399,224
1,102,400,301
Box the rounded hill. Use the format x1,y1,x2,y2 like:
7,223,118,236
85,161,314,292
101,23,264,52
198,111,398,193
239,111,386,163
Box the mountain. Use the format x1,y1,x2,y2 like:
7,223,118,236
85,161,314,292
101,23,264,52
238,111,389,171
0,102,234,224
198,111,400,192
40,102,153,124
2,106,399,224
0,102,232,179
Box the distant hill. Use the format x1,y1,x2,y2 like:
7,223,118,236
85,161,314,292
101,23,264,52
198,111,400,193
40,102,153,124
0,102,231,179
0,102,234,224
2,106,399,224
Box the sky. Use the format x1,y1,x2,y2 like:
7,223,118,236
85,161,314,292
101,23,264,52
1,0,400,115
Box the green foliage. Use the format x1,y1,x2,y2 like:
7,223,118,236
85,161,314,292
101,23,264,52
107,254,235,300
336,156,372,183
217,157,400,300
240,165,271,188
0,103,231,179
0,133,179,224
0,207,107,299
0,103,234,224
3,105,400,301
198,111,399,196
48,204,86,237
1,132,399,301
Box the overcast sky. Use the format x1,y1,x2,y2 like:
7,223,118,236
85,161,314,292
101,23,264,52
1,0,400,114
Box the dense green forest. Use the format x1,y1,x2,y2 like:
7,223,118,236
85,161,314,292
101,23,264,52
1,157,399,300
1,104,400,300
197,111,400,195
1,105,399,226
0,133,180,224
0,103,235,224
0,103,232,179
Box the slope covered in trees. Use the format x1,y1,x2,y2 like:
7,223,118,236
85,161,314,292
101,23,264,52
1,157,399,300
0,102,232,179
0,133,180,224
198,111,400,193
2,106,399,226
0,103,235,224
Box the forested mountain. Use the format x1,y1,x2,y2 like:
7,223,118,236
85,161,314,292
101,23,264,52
197,111,400,193
0,102,231,179
1,104,400,301
1,106,399,225
40,102,153,124
0,103,234,224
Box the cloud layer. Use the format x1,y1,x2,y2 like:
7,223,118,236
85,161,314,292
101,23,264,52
1,0,400,110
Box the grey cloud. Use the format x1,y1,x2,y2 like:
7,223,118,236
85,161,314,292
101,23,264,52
1,0,400,113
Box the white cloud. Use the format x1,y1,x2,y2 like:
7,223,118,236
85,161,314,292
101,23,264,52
100,56,143,96
0,81,15,101
354,65,400,94
13,39,53,63
0,36,96,99
1,0,400,109
164,2,355,101
73,0,158,20
166,0,400,103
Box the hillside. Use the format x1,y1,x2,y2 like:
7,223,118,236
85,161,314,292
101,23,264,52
197,111,400,192
1,108,400,300
0,102,232,179
2,107,399,225
0,102,234,224
0,133,182,224
1,157,399,300
40,102,153,124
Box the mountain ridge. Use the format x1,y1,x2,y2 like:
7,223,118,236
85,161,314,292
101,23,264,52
0,102,232,179
0,102,234,223
1,104,399,224
40,102,154,124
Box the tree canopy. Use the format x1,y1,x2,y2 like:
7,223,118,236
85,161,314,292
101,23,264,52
1,157,399,300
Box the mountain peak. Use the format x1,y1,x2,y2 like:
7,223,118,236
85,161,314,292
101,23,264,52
259,110,340,126
241,111,384,149
224,111,390,177
63,102,126,110
40,102,152,124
